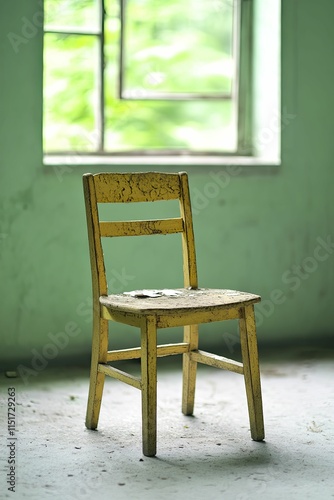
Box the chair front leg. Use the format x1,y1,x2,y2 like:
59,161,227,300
182,324,199,415
141,316,158,457
239,305,265,441
86,316,109,430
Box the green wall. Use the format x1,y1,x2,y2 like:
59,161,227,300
1,0,334,369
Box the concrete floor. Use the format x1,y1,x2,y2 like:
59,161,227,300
0,354,333,500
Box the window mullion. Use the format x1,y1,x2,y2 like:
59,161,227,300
118,0,125,99
236,0,253,155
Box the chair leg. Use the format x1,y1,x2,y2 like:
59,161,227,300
141,316,157,457
182,324,199,415
239,305,265,441
86,317,109,430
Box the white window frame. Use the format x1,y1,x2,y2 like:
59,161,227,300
44,0,281,168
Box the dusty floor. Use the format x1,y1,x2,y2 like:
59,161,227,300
0,354,333,500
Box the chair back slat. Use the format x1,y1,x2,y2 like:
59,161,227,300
94,172,181,203
99,218,184,237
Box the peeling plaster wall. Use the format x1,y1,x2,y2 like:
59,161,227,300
0,0,334,367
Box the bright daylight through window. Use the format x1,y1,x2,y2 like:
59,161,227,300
43,0,253,158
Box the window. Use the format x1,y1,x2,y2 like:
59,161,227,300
44,0,255,159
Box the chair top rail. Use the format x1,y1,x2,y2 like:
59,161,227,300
92,172,182,203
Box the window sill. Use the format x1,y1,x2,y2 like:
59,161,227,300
44,154,280,170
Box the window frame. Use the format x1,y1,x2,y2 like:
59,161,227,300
118,0,236,102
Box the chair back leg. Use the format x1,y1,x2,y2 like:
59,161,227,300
182,324,199,415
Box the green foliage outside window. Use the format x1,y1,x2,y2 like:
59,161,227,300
44,0,238,153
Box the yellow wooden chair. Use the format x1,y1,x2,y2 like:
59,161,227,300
83,171,264,456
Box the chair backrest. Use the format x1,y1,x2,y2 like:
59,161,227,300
83,172,198,299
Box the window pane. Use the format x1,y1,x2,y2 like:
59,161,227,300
122,0,234,95
44,0,100,31
43,34,99,152
104,99,236,152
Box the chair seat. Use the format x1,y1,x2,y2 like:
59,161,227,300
100,288,260,315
